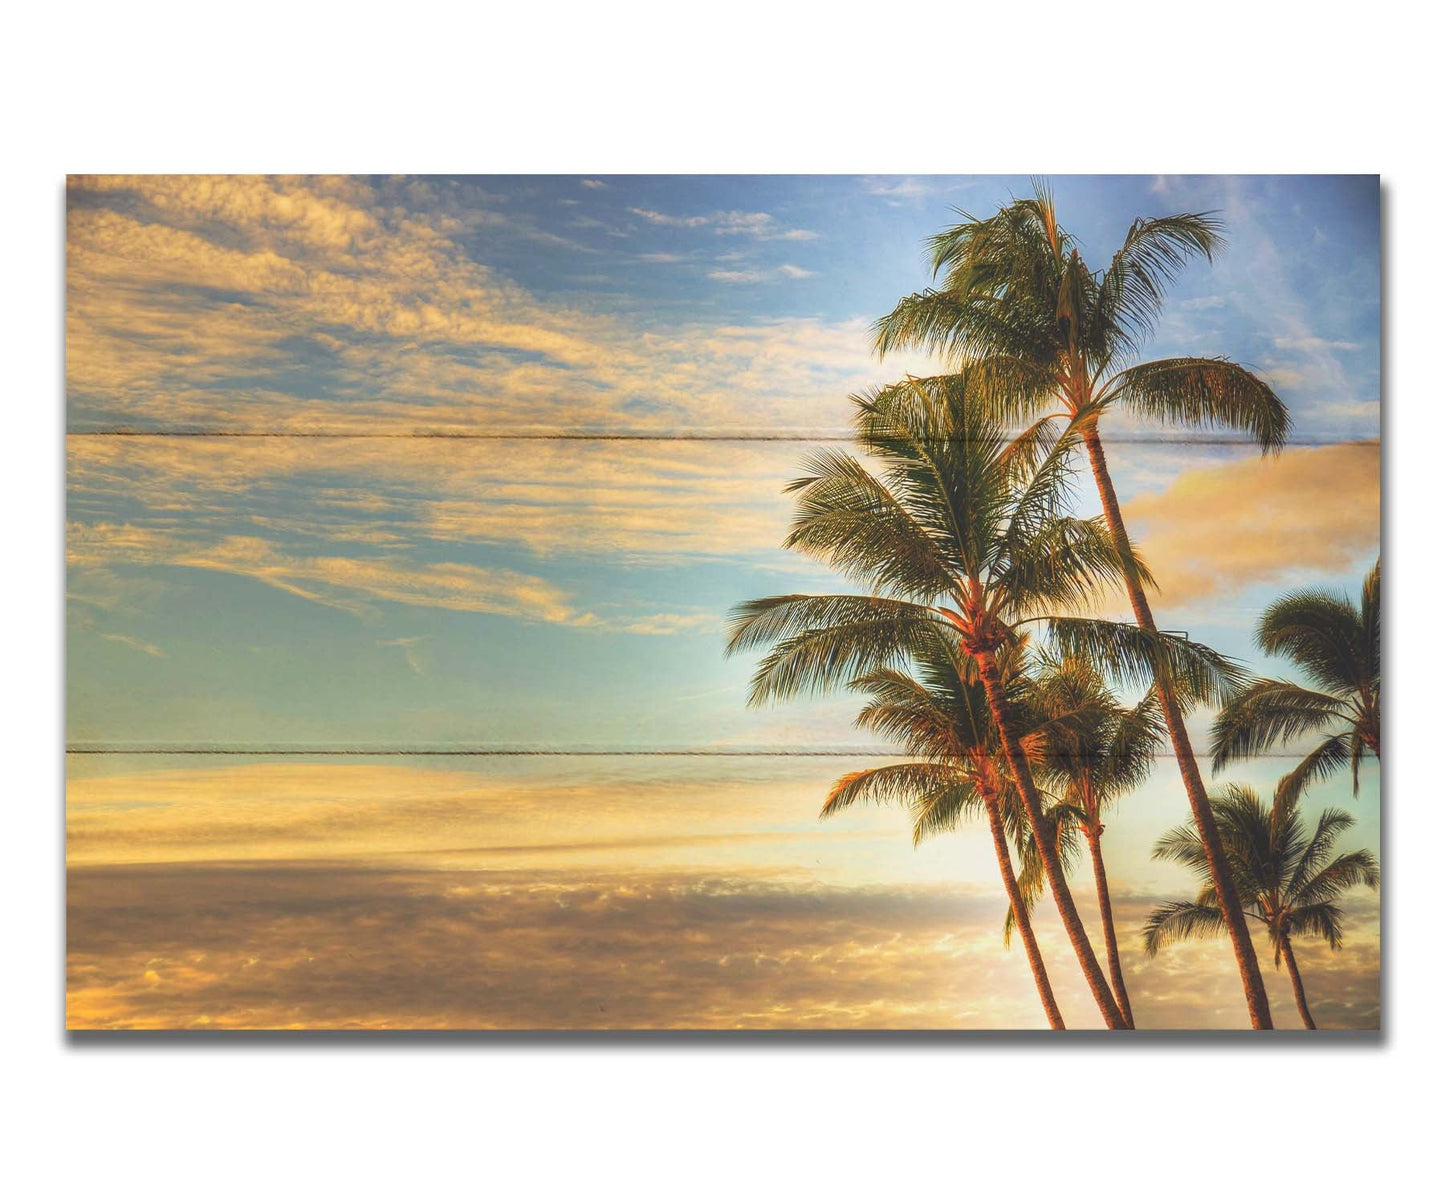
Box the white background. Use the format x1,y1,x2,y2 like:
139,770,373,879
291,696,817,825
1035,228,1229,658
3,2,1437,1198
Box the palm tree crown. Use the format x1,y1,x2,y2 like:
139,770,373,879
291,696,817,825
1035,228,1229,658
873,182,1289,449
727,375,1239,706
1029,654,1165,1025
1030,654,1165,824
1210,559,1381,807
1144,784,1378,1028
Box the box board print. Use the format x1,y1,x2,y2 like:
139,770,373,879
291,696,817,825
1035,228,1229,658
66,175,1381,1030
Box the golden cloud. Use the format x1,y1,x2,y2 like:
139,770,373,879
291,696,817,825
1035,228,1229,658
66,175,940,436
1123,441,1380,609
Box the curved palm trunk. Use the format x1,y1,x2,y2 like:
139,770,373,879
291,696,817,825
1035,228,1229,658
1081,427,1275,1030
974,648,1129,1029
1279,936,1317,1029
980,790,1066,1029
1084,824,1134,1027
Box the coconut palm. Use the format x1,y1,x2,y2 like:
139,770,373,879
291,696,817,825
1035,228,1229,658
726,372,1245,1029
872,183,1289,1028
1144,784,1379,1029
821,634,1074,1027
1210,560,1380,809
1029,654,1165,1026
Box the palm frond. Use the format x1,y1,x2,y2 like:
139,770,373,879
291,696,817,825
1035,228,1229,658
1044,617,1246,707
725,594,948,706
821,761,963,819
1286,902,1347,950
1272,733,1353,811
1093,214,1224,358
1257,589,1369,695
1142,896,1227,957
1209,679,1351,770
783,448,961,600
1293,848,1380,909
1104,357,1289,451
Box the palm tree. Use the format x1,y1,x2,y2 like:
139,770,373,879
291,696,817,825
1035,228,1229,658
1210,560,1380,809
872,183,1289,1028
1144,785,1379,1029
726,372,1245,1029
1029,654,1165,1027
821,634,1073,1027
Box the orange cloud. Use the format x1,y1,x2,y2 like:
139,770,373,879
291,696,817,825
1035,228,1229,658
1123,441,1380,608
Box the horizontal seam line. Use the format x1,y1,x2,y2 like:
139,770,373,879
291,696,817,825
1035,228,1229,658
64,431,1371,446
64,748,1321,758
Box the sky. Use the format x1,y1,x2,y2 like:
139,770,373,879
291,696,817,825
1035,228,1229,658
65,175,1381,1029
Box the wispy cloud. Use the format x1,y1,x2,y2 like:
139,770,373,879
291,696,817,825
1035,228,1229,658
99,632,166,658
863,177,934,199
708,264,816,284
377,635,430,675
66,177,927,437
629,206,818,241
861,176,973,205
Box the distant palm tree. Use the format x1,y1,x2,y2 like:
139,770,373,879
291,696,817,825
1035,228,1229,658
727,373,1244,1030
1144,784,1379,1029
822,634,1076,1028
1211,560,1381,809
1030,654,1165,1027
873,183,1289,1028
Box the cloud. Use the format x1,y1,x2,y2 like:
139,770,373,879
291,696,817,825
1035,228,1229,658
378,635,430,675
607,611,718,636
66,435,807,566
629,207,710,228
861,177,974,206
64,758,878,868
628,206,817,241
65,861,1378,1030
863,177,934,200
99,632,166,658
1123,441,1380,608
1273,335,1362,352
580,179,608,189
67,177,930,437
68,524,590,623
708,264,816,284
65,757,1378,1030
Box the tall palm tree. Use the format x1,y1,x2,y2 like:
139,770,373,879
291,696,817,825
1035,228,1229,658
1210,560,1381,809
1029,654,1165,1026
872,183,1289,1028
1144,785,1379,1029
822,634,1072,1027
726,372,1245,1029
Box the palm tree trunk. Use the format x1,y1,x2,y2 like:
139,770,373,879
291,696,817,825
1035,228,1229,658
980,789,1066,1029
1080,426,1275,1030
1084,823,1134,1027
1279,936,1317,1029
974,647,1129,1029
